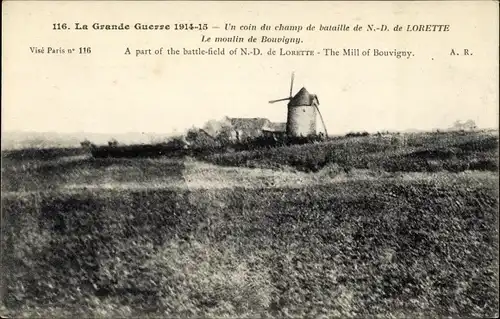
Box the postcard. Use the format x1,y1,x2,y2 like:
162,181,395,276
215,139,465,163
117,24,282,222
1,1,498,318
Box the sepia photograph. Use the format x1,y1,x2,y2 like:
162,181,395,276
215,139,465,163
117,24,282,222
1,1,499,318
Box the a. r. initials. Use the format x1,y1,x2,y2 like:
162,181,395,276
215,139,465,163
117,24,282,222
449,48,472,56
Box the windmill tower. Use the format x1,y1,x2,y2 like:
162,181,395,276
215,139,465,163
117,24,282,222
269,72,328,137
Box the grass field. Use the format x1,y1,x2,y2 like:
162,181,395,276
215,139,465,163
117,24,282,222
1,131,499,318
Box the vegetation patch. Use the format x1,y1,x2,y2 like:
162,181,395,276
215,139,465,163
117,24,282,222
203,132,498,173
2,176,498,318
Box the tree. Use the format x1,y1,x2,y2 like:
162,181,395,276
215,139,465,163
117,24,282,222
202,117,233,139
464,120,477,131
80,139,92,148
186,127,199,143
166,135,189,149
451,119,477,131
451,120,463,131
108,139,119,147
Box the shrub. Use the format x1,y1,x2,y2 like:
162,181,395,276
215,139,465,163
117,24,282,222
80,140,93,148
108,139,119,147
391,135,406,147
345,132,370,137
186,129,219,150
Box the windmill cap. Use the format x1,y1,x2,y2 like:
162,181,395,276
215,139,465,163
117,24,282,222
288,87,318,106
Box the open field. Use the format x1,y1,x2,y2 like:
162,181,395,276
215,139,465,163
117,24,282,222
1,131,499,318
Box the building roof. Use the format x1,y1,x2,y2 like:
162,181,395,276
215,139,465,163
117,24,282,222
229,118,271,131
262,122,286,132
288,87,319,106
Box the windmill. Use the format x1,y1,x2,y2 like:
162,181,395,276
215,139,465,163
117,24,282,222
269,72,328,138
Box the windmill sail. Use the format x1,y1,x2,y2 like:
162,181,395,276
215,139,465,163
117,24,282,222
314,104,328,137
269,97,292,104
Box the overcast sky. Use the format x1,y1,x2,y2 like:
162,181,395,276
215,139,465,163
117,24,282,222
2,1,498,135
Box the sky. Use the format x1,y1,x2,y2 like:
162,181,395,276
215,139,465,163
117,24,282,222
2,1,498,135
